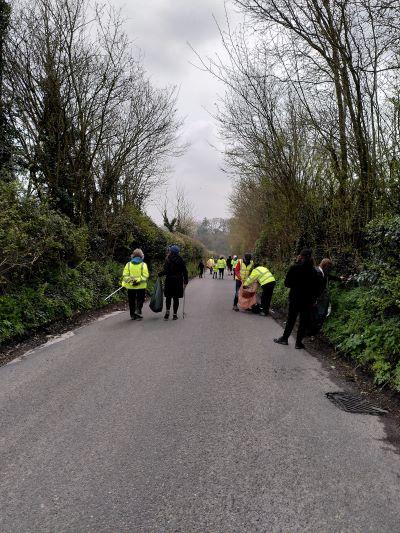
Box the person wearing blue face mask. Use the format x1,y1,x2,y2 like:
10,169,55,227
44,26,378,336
122,248,149,320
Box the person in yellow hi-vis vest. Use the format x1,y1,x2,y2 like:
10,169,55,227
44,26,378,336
243,259,276,316
122,248,149,320
233,253,253,310
206,257,215,275
212,259,219,279
216,256,227,279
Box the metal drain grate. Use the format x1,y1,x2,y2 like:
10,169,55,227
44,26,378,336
326,392,388,415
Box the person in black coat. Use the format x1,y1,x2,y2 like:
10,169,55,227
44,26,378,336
274,249,323,349
198,260,205,278
158,245,189,320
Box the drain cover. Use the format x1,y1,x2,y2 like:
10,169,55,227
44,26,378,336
326,392,388,415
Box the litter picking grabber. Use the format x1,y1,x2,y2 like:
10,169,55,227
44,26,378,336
104,286,123,301
182,288,186,319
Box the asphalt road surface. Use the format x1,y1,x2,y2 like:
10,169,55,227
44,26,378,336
1,275,400,532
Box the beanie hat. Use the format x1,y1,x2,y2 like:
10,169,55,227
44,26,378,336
132,248,144,259
169,245,180,254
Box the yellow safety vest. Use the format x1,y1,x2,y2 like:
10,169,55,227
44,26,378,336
244,266,275,287
122,261,149,290
217,259,226,269
239,260,254,281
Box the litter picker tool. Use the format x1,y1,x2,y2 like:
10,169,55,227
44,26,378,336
104,286,123,301
182,287,186,319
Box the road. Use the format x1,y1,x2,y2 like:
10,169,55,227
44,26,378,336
0,274,399,532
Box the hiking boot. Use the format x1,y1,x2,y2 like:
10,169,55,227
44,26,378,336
173,314,178,320
295,342,305,349
274,337,288,346
164,311,170,320
232,305,239,312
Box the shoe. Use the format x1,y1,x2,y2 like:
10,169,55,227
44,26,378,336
131,316,137,320
295,342,305,349
173,314,178,320
232,305,239,312
135,313,143,320
274,337,288,345
260,311,269,317
164,312,170,320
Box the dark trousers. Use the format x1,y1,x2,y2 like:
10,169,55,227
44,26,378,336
166,296,179,314
213,271,217,279
199,270,204,278
128,289,145,318
283,300,311,343
261,281,275,314
233,280,242,306
218,268,224,279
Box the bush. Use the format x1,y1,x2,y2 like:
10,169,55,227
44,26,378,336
0,261,123,343
324,284,400,389
323,215,400,389
0,182,88,286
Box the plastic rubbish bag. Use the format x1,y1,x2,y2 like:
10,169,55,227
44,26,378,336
150,278,163,313
238,283,257,310
309,292,330,335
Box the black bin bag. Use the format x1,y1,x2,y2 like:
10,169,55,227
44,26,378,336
150,278,163,313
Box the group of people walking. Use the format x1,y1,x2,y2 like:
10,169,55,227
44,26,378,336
205,255,239,279
122,245,188,321
121,245,339,349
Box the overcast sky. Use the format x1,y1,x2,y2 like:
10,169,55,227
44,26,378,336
108,0,240,224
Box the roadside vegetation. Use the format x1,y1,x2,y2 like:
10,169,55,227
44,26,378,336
199,1,400,389
0,0,204,344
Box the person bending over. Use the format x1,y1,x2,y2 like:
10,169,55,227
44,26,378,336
243,259,276,316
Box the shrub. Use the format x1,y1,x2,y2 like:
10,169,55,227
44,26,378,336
0,261,124,343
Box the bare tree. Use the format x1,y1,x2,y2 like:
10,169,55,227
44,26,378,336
5,0,183,222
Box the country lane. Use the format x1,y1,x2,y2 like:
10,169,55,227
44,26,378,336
0,274,399,532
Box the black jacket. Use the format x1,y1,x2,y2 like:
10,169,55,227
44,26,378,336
285,261,323,304
159,254,189,298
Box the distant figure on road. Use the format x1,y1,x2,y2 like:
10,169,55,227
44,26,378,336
232,255,239,279
217,256,227,279
212,260,218,279
233,253,254,311
206,257,214,275
122,248,149,321
274,249,323,349
198,259,205,278
226,256,233,275
158,245,188,321
243,259,276,316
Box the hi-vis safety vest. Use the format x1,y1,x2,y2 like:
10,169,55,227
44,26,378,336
122,261,149,290
238,260,254,281
217,258,226,269
244,266,275,287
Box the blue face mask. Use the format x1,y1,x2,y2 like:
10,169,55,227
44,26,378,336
131,257,143,264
